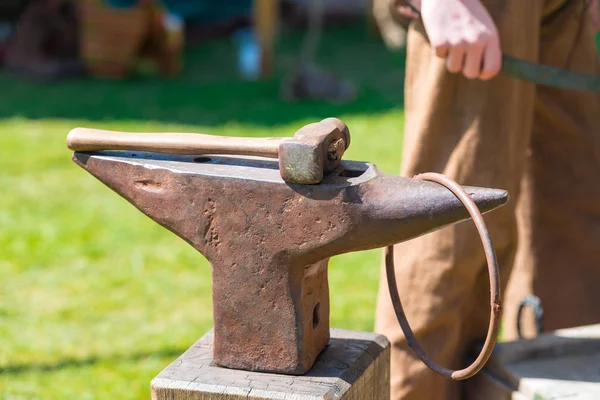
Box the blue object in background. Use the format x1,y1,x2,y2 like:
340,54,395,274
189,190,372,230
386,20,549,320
104,0,252,23
0,22,13,43
233,28,261,81
104,0,138,7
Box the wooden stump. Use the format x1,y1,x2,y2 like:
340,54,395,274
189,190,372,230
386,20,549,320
151,328,390,400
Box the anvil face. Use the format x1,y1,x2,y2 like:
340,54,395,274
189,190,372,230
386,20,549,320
73,151,507,374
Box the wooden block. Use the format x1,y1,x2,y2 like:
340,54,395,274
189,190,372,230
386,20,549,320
465,324,600,400
151,328,390,400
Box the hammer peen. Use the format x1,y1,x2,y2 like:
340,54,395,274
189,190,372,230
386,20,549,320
66,118,350,185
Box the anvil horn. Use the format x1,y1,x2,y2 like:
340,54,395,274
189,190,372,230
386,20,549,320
72,151,508,375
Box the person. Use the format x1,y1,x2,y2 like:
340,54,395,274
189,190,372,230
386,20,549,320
373,0,600,398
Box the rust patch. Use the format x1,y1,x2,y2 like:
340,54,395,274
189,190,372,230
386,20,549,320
72,147,508,375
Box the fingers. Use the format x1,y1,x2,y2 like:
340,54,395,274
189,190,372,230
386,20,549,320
480,42,502,80
435,42,450,58
462,43,484,79
446,43,466,73
432,38,502,80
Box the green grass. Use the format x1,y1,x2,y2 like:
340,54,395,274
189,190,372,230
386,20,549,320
2,21,596,399
0,24,406,399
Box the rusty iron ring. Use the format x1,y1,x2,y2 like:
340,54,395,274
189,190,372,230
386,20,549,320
385,172,502,380
517,295,544,339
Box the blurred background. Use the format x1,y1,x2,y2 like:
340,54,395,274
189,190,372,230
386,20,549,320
0,1,598,399
0,1,406,398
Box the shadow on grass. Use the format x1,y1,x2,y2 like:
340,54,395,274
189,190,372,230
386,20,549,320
0,348,186,375
0,23,406,128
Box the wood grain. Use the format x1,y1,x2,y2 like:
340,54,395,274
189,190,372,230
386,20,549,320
67,128,283,157
151,328,390,400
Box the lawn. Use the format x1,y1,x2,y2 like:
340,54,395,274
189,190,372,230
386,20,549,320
0,24,406,399
2,20,598,399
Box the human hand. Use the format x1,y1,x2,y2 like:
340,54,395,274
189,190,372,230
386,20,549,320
421,0,502,80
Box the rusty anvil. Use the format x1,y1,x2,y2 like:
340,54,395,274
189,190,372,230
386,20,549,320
70,121,508,375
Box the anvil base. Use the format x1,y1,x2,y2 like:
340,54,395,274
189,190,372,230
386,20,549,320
151,328,390,400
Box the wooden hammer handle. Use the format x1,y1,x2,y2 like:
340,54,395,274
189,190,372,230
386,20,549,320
67,128,284,158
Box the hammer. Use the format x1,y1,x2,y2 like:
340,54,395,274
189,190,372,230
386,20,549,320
66,118,350,185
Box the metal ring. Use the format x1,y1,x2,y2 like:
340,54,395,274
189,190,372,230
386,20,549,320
517,295,544,339
385,172,502,380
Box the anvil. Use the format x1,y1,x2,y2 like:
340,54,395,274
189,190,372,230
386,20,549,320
72,150,507,375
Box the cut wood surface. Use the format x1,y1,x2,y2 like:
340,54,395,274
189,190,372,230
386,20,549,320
151,328,390,400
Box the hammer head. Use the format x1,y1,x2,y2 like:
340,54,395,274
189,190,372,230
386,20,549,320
278,118,350,185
